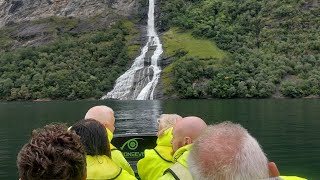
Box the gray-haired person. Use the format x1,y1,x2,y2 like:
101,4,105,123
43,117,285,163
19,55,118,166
188,121,307,180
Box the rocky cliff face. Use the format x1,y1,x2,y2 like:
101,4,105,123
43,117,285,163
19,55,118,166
0,0,146,48
0,0,141,28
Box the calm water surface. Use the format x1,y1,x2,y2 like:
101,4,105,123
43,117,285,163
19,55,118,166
0,99,319,179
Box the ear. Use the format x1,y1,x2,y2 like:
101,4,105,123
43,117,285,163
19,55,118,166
184,137,192,145
103,121,109,128
268,162,280,177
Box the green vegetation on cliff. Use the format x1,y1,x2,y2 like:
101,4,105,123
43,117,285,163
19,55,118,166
161,28,226,96
0,19,139,100
160,0,320,98
162,28,226,58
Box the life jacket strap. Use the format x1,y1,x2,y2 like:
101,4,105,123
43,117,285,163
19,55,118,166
164,162,193,180
109,167,122,180
153,149,172,163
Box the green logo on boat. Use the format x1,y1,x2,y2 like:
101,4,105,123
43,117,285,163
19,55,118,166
120,138,143,150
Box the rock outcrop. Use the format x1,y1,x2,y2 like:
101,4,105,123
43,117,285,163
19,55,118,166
0,0,146,49
0,0,141,28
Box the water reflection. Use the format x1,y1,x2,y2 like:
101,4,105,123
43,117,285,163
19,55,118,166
0,130,9,178
114,100,162,134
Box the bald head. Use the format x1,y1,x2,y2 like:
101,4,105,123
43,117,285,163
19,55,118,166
188,121,269,180
85,106,115,132
171,116,207,153
175,116,207,140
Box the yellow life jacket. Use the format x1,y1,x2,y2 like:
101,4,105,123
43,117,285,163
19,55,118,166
159,144,193,180
163,162,193,180
86,155,137,180
172,144,192,166
107,128,135,176
280,176,308,180
137,128,174,180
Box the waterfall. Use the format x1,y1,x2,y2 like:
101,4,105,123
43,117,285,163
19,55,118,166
101,0,163,100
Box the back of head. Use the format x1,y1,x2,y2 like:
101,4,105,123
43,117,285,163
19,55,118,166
17,123,86,180
85,105,115,132
157,114,182,136
71,119,111,157
175,116,207,141
189,121,269,180
171,116,207,153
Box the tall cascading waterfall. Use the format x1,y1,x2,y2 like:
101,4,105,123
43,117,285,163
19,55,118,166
101,0,163,100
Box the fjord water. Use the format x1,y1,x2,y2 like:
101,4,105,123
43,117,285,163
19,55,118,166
0,99,319,179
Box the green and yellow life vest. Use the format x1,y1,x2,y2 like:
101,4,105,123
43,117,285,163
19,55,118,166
159,144,193,180
86,155,137,180
107,128,135,176
137,128,174,180
280,176,308,180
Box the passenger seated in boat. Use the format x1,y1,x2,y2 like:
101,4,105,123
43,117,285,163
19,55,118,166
17,123,86,180
137,114,182,180
71,119,137,180
84,105,134,176
159,116,207,180
188,121,308,180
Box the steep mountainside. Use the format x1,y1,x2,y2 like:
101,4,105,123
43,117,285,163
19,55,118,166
0,0,146,100
0,0,145,48
0,0,139,27
1,0,319,100
159,0,320,98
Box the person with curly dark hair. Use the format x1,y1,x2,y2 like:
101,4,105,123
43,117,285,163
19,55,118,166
71,119,137,180
17,123,87,180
